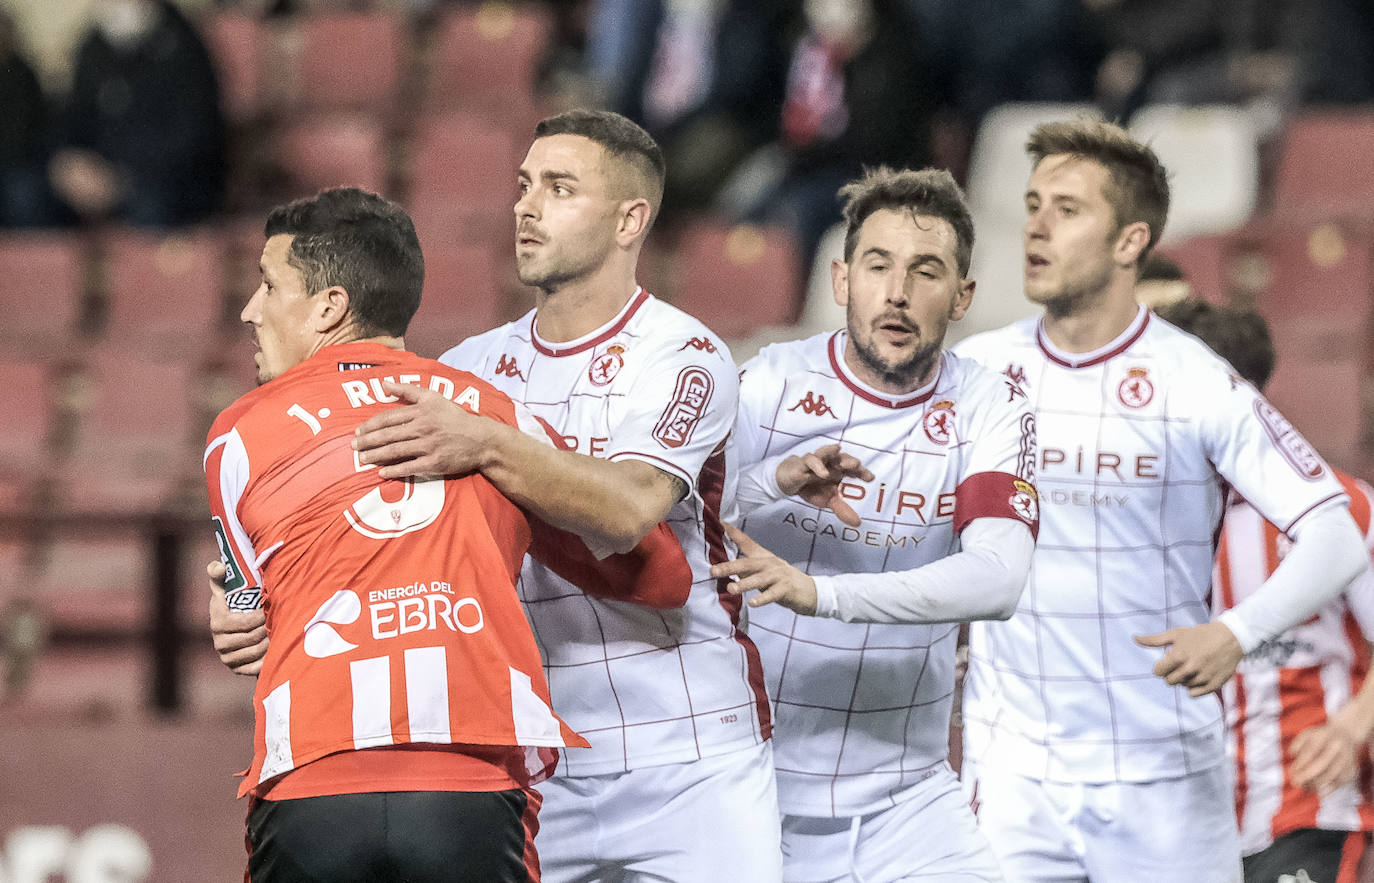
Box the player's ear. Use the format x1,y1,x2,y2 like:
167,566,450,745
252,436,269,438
313,285,351,333
831,259,850,308
951,277,975,321
617,198,652,247
1114,221,1151,268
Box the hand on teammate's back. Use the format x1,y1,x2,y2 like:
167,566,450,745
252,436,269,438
712,524,819,615
776,444,875,528
207,561,268,676
353,381,496,480
1134,620,1244,697
1289,720,1361,796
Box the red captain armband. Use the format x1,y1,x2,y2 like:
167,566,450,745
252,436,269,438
527,521,693,609
953,472,1040,540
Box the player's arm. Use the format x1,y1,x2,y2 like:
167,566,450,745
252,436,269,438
207,561,268,675
205,426,269,675
352,381,685,555
1138,503,1365,697
1290,640,1374,795
527,518,693,609
714,516,1032,621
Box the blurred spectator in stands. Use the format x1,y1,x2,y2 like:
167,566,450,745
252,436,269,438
718,0,931,273
49,0,226,228
0,11,62,228
585,0,788,218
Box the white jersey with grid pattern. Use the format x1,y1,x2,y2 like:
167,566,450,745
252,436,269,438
954,307,1349,784
736,331,1036,816
440,289,771,776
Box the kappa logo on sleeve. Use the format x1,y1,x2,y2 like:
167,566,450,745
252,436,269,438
1254,399,1325,480
653,367,714,449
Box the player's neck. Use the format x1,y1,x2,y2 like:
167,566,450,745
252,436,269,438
1040,281,1140,354
531,260,640,343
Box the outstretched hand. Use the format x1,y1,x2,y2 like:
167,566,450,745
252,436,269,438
1134,621,1244,697
776,444,875,527
1290,720,1360,796
352,380,495,480
207,560,268,676
710,523,819,615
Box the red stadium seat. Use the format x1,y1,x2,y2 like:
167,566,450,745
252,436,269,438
1230,220,1374,323
426,3,552,120
1272,112,1374,221
1154,234,1238,304
101,229,228,356
408,110,520,242
277,113,390,197
0,233,86,355
1262,322,1365,472
291,11,406,113
31,534,149,634
668,222,803,340
202,9,269,120
406,239,515,359
0,360,55,511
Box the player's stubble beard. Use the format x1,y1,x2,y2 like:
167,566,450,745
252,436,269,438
1027,238,1116,321
846,307,946,393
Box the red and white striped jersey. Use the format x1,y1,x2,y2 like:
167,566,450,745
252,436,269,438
736,332,1038,817
955,307,1350,783
1216,470,1374,855
205,343,586,797
441,290,772,776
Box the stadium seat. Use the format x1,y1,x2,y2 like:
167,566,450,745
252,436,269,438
277,113,390,197
1154,233,1238,304
0,233,86,356
406,239,513,359
669,222,802,341
201,9,269,120
965,102,1100,225
1129,105,1259,242
101,229,228,356
31,534,149,635
1272,111,1374,221
290,11,406,113
1262,321,1365,472
426,2,552,120
9,645,146,719
407,111,521,242
0,360,55,512
1231,219,1374,323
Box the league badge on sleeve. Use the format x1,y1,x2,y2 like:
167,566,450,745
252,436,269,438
1010,480,1039,525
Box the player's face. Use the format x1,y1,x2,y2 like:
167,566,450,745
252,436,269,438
513,134,621,291
241,234,319,383
834,208,973,393
1022,154,1119,310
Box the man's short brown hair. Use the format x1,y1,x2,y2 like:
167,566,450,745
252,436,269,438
1027,119,1170,264
1154,299,1275,389
838,167,975,276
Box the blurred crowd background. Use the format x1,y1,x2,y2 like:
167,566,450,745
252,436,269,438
2,1,1374,877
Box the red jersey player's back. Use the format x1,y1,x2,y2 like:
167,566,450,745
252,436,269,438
205,341,587,796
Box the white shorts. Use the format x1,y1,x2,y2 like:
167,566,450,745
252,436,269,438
961,757,1241,883
781,763,1003,883
535,741,783,883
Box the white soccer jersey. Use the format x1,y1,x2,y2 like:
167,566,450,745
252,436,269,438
1216,472,1374,856
736,331,1037,817
955,306,1350,784
440,289,771,776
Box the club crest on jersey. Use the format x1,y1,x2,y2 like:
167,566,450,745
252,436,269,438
588,344,625,386
1254,399,1325,480
789,391,836,418
1010,479,1039,524
923,399,956,445
653,367,713,448
495,354,526,380
1117,367,1154,408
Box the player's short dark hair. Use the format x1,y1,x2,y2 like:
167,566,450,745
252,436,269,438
1138,254,1184,283
838,167,975,276
265,187,424,338
1155,299,1275,389
534,109,666,220
1027,119,1170,264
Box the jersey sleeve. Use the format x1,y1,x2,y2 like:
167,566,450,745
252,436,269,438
204,425,263,611
951,366,1040,538
1342,476,1374,639
603,341,739,488
526,519,693,609
1191,364,1348,533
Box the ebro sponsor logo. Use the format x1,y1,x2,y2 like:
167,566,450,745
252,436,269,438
369,581,485,640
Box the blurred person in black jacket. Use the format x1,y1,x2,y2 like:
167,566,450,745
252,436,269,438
50,0,226,227
0,12,61,228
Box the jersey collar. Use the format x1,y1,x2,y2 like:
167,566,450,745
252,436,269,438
530,287,649,358
1035,304,1151,369
827,330,942,409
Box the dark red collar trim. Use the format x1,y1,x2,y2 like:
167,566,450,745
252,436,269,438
531,288,649,357
827,331,940,409
1036,306,1151,369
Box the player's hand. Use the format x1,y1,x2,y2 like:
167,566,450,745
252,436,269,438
775,444,874,528
1290,720,1360,796
353,381,497,480
1134,621,1244,697
711,523,818,615
207,561,268,676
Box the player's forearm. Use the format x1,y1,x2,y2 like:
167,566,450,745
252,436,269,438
1220,504,1368,652
812,519,1032,624
477,423,675,554
735,453,788,516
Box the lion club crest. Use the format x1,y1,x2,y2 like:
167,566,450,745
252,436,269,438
1117,366,1154,408
923,399,956,445
1010,479,1038,524
588,344,626,386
